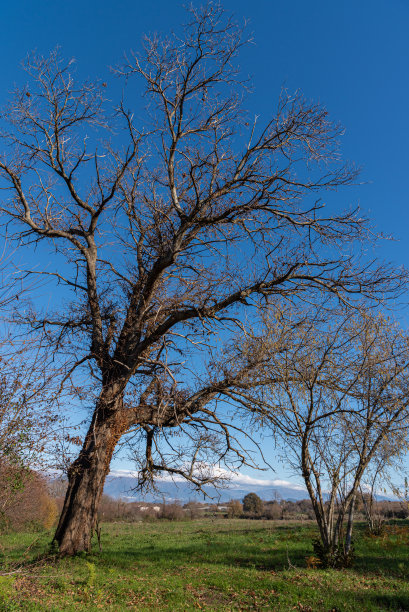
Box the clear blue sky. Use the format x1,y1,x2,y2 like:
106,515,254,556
1,0,408,486
1,0,408,266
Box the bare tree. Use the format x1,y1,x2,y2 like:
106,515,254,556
358,434,407,535
0,337,58,470
221,308,409,566
0,261,62,524
0,5,404,554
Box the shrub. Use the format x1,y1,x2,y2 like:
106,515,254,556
264,502,281,520
312,538,355,569
243,493,263,515
227,500,243,518
0,464,56,532
160,502,185,521
183,502,202,519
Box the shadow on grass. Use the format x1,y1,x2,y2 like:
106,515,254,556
91,523,318,572
87,520,409,582
336,589,409,612
4,520,408,585
351,522,409,580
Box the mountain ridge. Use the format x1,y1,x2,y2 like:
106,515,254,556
103,473,310,503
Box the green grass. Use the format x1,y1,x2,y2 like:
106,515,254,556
1,519,408,611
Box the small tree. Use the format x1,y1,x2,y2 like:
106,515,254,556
219,307,409,566
227,499,243,518
0,262,62,522
0,341,58,467
243,492,263,515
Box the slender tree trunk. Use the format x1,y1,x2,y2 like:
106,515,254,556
333,504,345,550
53,384,129,555
360,486,373,532
345,491,357,554
308,496,331,553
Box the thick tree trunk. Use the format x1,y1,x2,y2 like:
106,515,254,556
53,385,129,555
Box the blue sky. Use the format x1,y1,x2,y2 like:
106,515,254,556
1,0,409,487
1,0,408,267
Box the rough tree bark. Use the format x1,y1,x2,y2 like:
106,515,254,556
53,385,129,554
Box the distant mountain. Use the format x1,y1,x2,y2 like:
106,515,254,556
103,473,310,503
47,470,395,503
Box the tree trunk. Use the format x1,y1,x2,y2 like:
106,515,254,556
53,385,129,555
344,491,356,555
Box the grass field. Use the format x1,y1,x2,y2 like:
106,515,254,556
1,519,409,611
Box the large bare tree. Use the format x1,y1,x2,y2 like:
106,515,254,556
0,5,404,554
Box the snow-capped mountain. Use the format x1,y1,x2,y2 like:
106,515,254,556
104,470,309,503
